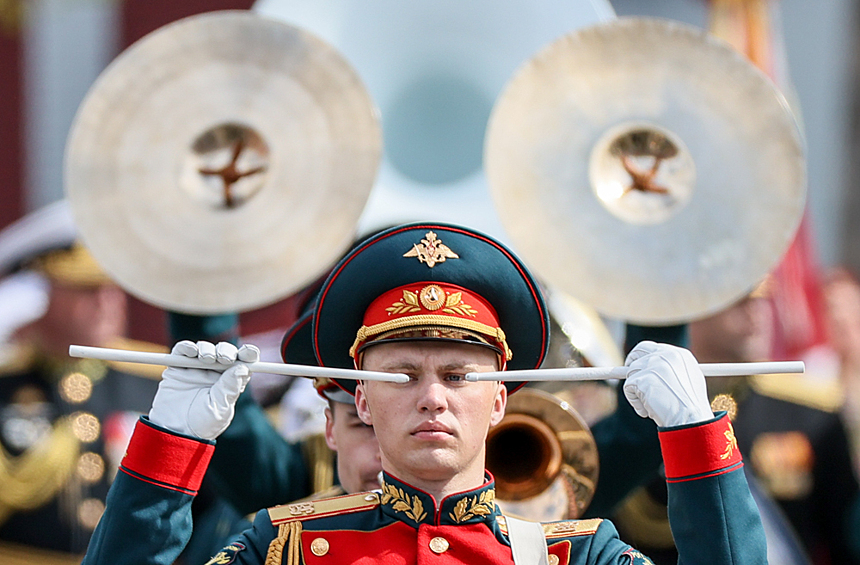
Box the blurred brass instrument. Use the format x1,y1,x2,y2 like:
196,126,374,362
487,388,599,521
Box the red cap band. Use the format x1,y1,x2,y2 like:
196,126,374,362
350,282,510,360
659,414,743,482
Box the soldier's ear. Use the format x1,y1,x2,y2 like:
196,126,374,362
324,407,337,450
489,382,507,427
355,382,373,426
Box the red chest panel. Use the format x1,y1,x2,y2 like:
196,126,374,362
300,521,516,565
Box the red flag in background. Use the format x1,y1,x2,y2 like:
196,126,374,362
708,0,828,361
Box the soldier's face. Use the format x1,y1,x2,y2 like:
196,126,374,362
325,402,382,493
355,341,506,490
689,296,772,364
40,281,127,349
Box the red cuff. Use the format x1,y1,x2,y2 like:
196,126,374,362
659,414,743,482
120,418,215,495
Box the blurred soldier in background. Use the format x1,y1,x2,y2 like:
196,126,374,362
0,201,162,562
817,267,860,477
690,285,860,564
612,282,860,565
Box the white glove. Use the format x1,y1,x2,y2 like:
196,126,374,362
148,340,259,440
623,341,713,428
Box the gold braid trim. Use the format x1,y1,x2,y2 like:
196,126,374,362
351,315,511,361
0,417,80,526
287,521,302,565
265,524,287,565
300,434,335,494
265,521,302,565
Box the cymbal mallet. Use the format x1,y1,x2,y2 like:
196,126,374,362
69,345,409,383
465,361,804,382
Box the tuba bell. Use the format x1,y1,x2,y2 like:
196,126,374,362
486,388,599,521
486,290,621,521
253,0,616,239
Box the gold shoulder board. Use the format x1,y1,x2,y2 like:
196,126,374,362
496,516,602,538
269,491,380,526
543,518,603,539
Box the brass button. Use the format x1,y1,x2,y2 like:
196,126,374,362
310,537,329,557
549,555,560,565
429,537,449,554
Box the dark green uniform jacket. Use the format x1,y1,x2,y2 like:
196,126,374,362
81,412,766,565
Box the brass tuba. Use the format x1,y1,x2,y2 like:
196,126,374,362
487,388,599,521
486,290,621,520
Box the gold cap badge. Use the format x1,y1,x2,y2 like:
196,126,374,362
403,231,459,268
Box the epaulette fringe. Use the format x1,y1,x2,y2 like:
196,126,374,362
266,521,302,565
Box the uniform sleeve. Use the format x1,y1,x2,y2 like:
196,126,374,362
206,391,312,515
552,519,661,565
572,414,766,565
82,417,215,565
205,509,280,565
660,413,768,565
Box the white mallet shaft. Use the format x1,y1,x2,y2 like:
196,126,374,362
465,361,805,382
69,345,409,383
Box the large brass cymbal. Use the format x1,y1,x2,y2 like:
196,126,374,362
65,11,381,314
485,17,805,324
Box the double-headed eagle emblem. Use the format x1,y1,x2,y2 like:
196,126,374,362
403,231,460,268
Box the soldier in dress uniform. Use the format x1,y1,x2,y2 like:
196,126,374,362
0,202,162,560
689,288,860,564
210,300,660,523
612,284,858,565
80,223,767,565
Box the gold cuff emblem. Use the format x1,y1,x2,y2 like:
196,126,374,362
721,423,738,460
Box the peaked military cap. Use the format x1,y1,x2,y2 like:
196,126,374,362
312,222,550,394
280,310,354,404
